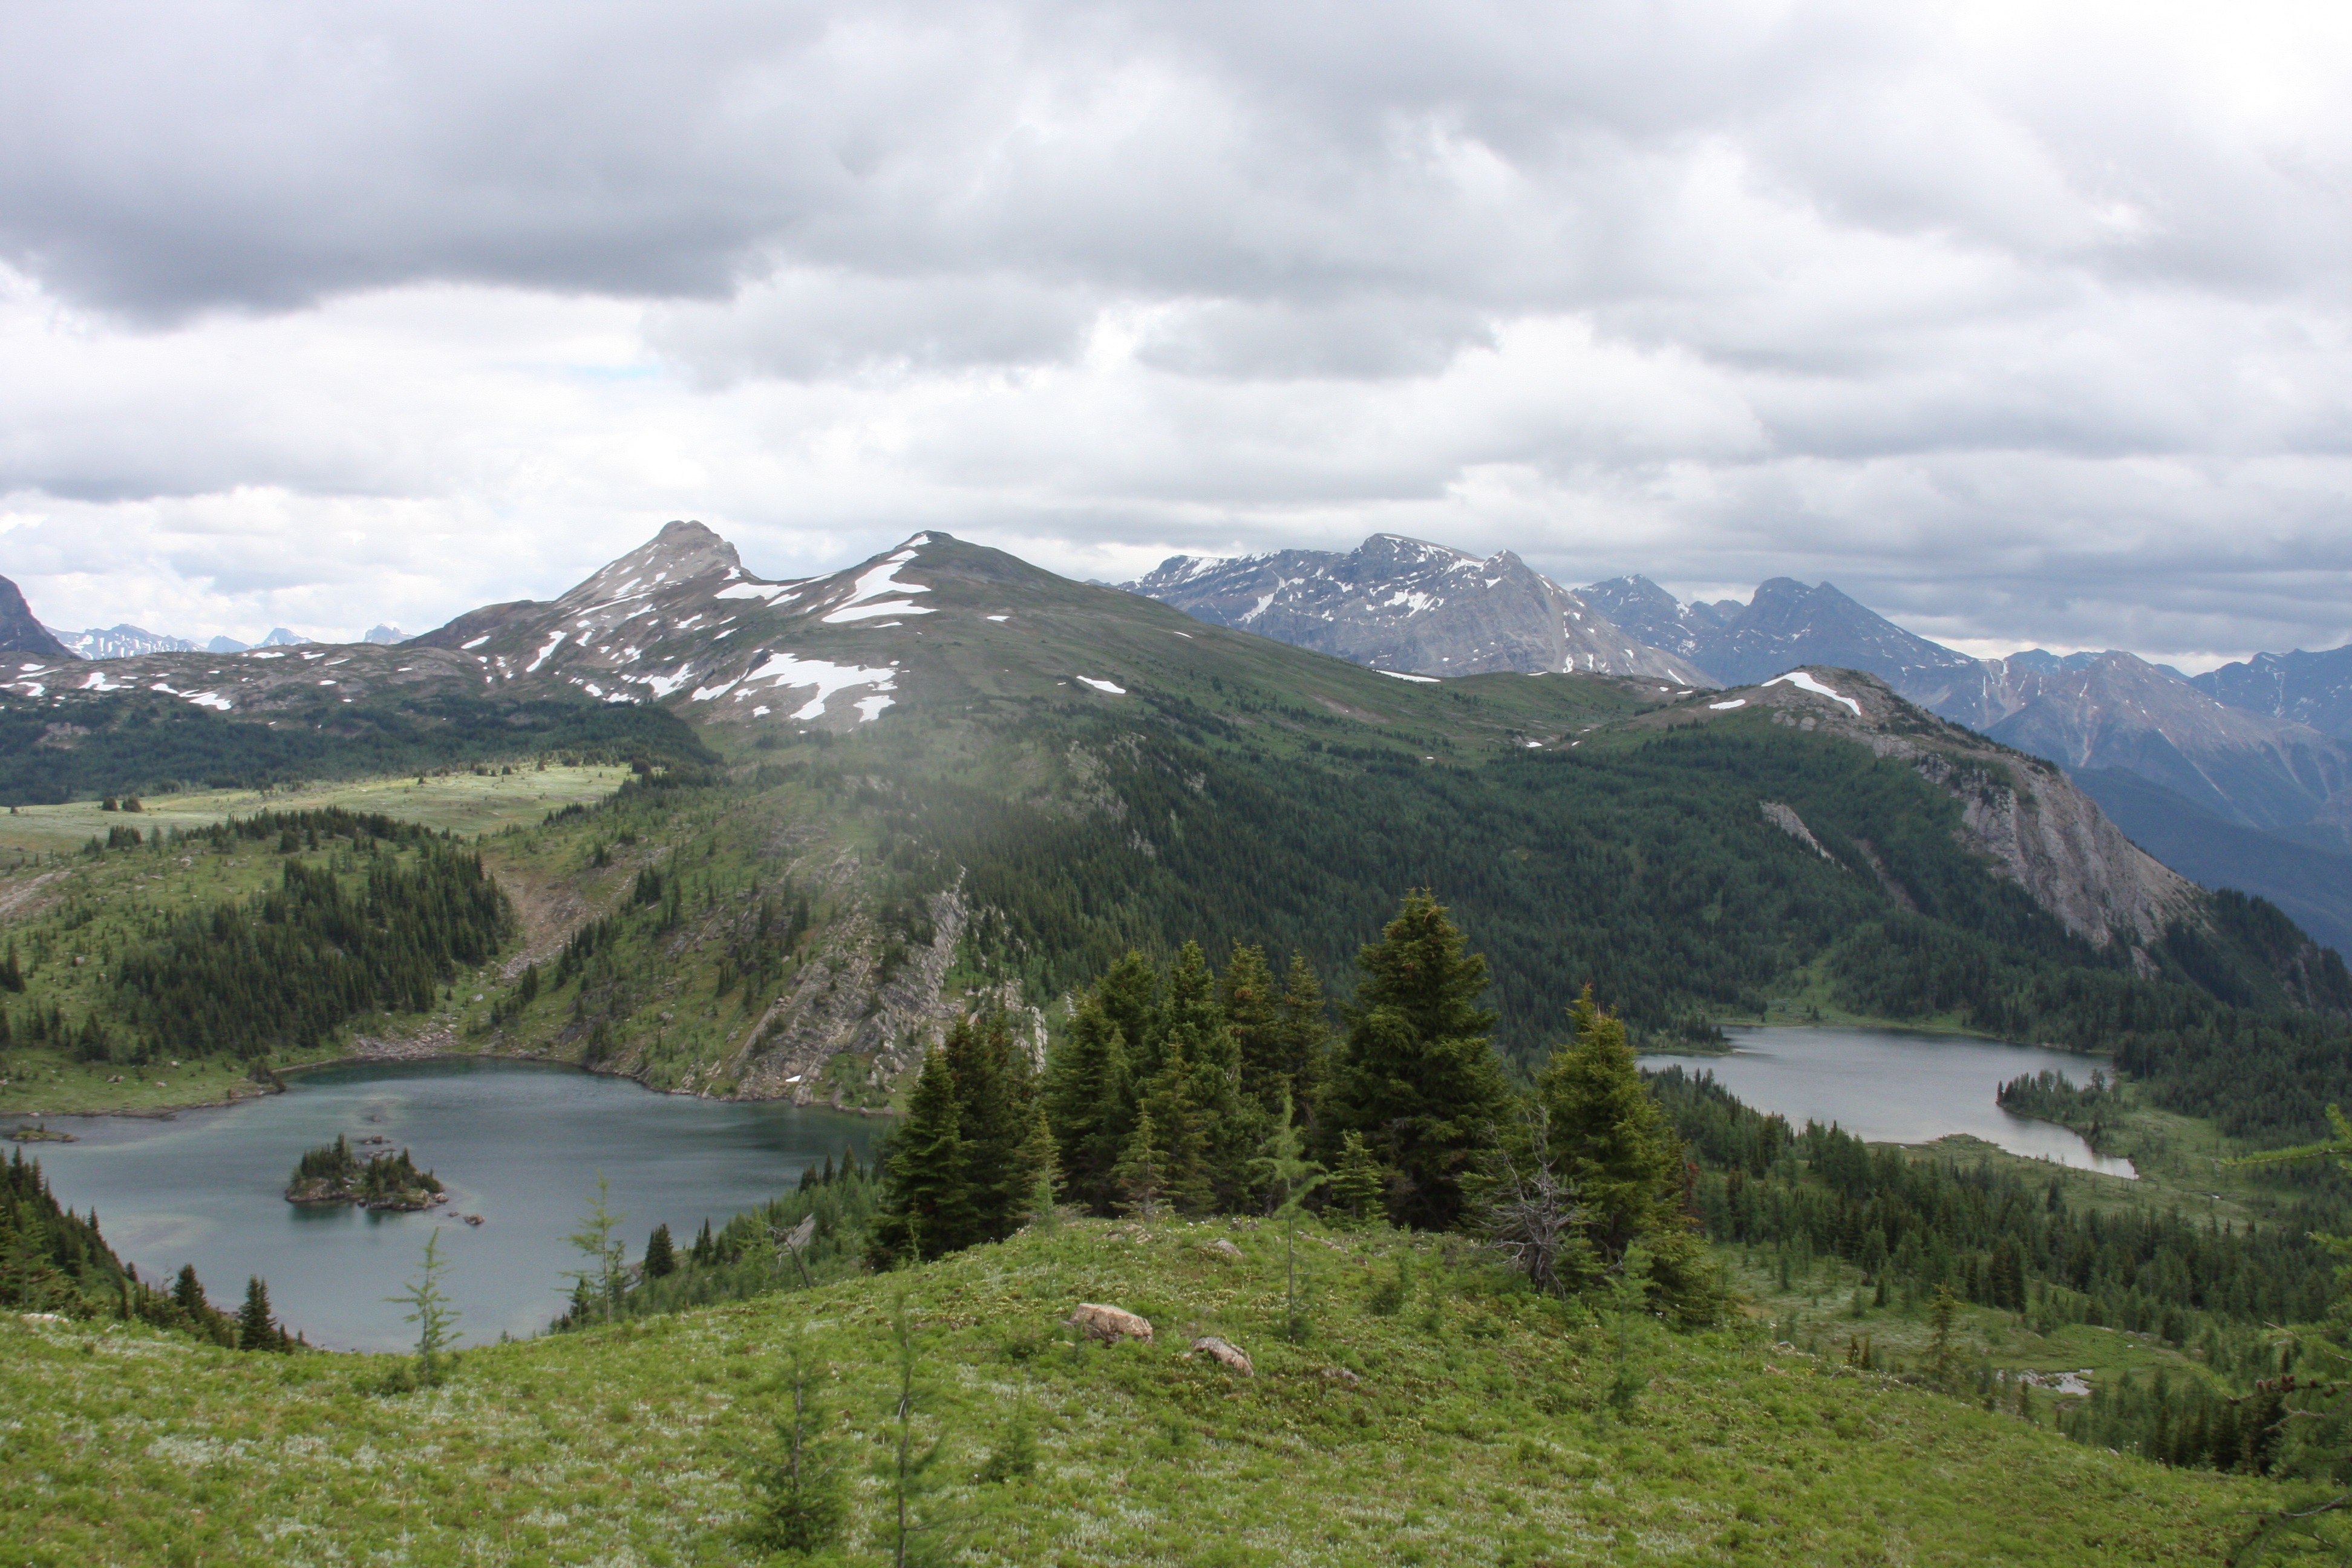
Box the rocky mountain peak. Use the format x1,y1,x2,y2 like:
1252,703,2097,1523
558,520,745,610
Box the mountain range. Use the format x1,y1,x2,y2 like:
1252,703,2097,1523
11,521,2352,961
1131,539,2352,953
9,519,2346,1096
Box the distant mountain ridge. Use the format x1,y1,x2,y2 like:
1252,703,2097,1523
43,623,197,661
1579,573,1984,697
2195,645,2352,742
1126,535,1711,685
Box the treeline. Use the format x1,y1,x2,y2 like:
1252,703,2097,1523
1,1148,297,1351
869,892,1721,1322
1650,1067,2339,1338
1995,1068,2120,1147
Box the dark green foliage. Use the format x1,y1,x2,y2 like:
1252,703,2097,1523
237,1275,287,1352
1318,890,1514,1230
643,1223,677,1279
1651,1067,2342,1334
1325,1131,1388,1229
743,1334,848,1555
92,812,511,1062
286,1137,443,1208
582,1155,880,1325
871,1013,1050,1266
1997,1068,2121,1147
0,689,716,805
1530,988,1722,1323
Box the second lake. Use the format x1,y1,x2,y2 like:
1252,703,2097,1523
1642,1025,2136,1178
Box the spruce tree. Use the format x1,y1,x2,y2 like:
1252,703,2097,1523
172,1263,206,1319
947,1013,1042,1243
643,1223,678,1279
1272,953,1331,1112
1317,890,1512,1230
869,1045,974,1267
1042,990,1130,1214
1111,1106,1168,1219
237,1275,280,1351
1221,942,1281,1110
1093,950,1162,1086
1325,1131,1388,1229
1137,1038,1215,1215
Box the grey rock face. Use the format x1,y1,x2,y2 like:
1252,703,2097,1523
1128,535,1711,684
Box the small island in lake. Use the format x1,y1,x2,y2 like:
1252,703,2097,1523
285,1134,446,1210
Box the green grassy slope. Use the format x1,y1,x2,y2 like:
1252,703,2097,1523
4,1217,2323,1567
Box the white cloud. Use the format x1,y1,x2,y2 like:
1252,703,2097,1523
0,0,2346,661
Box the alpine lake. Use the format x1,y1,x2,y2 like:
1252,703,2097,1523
6,1058,881,1352
1644,1024,2135,1179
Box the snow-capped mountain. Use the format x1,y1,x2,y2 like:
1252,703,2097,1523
1125,535,1711,684
42,623,198,661
2194,644,2352,742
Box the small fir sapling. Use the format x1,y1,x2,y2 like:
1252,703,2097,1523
744,1330,846,1555
386,1229,462,1387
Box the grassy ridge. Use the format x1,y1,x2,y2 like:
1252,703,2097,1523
2,1217,2323,1566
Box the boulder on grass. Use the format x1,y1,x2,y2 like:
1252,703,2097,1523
1189,1336,1253,1376
1065,1302,1154,1344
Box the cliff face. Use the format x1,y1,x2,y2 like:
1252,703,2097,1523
1643,668,2199,953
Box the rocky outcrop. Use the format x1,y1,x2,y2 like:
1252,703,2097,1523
1067,1303,1154,1344
1187,1336,1253,1375
724,883,972,1103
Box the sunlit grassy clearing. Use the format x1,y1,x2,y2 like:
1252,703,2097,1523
0,766,624,854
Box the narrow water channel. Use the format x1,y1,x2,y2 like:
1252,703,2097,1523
8,1058,882,1351
1643,1025,2136,1178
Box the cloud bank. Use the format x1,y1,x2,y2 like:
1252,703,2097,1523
1,0,2347,663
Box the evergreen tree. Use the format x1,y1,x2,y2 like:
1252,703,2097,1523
1539,987,1683,1261
237,1275,281,1351
1272,953,1331,1114
1250,1092,1327,1342
172,1263,206,1320
1111,1106,1168,1219
1317,890,1512,1230
1093,949,1162,1086
869,1045,974,1267
1325,1131,1388,1229
1221,942,1281,1110
1137,1037,1215,1215
946,1013,1041,1243
1012,1097,1061,1232
643,1223,678,1279
745,1330,847,1555
387,1230,461,1385
1042,988,1129,1214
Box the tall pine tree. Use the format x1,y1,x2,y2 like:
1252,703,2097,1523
869,1046,974,1267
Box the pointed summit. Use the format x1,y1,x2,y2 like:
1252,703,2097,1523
557,520,743,610
0,575,73,658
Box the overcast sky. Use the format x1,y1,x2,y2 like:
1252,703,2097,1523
2,0,2347,667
